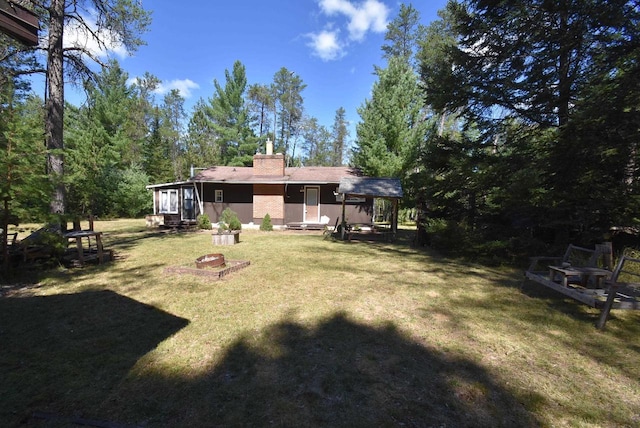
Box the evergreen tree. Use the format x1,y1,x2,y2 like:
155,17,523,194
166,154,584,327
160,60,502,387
381,3,425,68
300,116,332,166
42,0,151,217
65,61,137,216
418,0,640,246
330,107,349,166
352,57,428,178
183,98,219,170
159,89,186,179
247,83,273,142
1,89,48,273
271,68,306,161
209,60,258,166
144,107,174,183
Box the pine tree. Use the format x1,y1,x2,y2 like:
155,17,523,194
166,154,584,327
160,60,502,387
330,107,349,166
352,57,428,178
381,3,425,68
209,61,258,166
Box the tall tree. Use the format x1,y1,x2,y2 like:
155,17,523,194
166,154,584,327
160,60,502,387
144,107,173,183
271,68,306,161
246,83,273,143
330,107,349,166
183,98,219,170
159,89,186,179
417,0,640,249
1,89,48,274
381,3,425,68
209,60,258,166
129,72,161,166
352,56,428,178
300,116,332,166
40,0,151,217
65,61,136,215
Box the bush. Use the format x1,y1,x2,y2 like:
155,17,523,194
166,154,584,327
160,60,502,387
260,213,273,231
220,208,242,231
197,214,212,230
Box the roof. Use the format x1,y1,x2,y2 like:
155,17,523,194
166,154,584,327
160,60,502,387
338,177,403,199
191,166,364,184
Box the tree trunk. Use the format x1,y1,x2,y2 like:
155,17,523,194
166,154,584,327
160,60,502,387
45,0,65,216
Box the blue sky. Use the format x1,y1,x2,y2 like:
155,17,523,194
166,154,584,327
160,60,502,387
58,0,448,142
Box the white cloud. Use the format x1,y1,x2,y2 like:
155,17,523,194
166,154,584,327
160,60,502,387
156,79,200,98
307,29,345,61
63,13,127,59
128,77,200,99
318,0,389,41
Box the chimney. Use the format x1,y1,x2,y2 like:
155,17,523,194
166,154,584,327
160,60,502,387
253,140,285,176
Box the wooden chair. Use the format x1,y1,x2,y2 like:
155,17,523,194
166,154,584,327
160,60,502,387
323,217,339,240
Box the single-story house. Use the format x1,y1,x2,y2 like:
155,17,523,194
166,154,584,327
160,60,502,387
146,142,400,229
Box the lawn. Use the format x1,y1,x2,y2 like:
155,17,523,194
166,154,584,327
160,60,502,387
1,219,639,427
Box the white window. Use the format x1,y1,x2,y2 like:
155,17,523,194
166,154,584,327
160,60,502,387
159,189,179,214
215,189,223,203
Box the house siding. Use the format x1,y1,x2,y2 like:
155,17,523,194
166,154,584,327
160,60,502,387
283,183,372,225
201,183,253,224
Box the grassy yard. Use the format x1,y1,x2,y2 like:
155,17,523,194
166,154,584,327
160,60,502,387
1,219,639,427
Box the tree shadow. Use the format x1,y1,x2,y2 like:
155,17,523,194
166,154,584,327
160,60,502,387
0,290,189,426
110,312,540,427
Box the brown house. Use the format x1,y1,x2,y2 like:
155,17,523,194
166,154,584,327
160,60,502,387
146,144,374,229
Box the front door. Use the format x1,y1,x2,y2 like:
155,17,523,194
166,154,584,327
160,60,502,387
304,187,320,223
182,187,195,221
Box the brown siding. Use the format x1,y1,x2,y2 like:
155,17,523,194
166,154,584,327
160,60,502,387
201,183,253,224
283,184,373,224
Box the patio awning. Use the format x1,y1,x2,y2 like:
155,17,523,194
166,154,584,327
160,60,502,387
337,177,403,199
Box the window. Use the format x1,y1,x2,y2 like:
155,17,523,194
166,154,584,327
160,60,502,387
159,189,179,214
215,189,223,203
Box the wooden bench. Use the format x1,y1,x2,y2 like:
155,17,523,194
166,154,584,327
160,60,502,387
526,244,609,275
596,256,640,328
523,243,637,328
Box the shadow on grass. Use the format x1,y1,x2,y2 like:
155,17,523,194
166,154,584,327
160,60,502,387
0,290,189,427
105,313,540,427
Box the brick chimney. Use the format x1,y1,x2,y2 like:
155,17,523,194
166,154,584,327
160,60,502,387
253,140,285,176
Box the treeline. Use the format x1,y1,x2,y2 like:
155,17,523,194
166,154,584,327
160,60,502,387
1,54,349,220
352,2,640,259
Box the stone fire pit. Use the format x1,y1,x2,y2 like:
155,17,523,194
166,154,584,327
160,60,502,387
165,255,250,279
195,253,226,269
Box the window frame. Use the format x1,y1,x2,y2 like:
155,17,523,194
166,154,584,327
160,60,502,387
159,189,179,214
214,189,224,203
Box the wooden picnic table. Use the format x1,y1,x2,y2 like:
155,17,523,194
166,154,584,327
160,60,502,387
549,265,611,288
64,230,104,266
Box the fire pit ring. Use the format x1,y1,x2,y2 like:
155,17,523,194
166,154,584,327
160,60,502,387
195,253,226,269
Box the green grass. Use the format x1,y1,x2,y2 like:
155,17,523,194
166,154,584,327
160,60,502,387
1,219,639,427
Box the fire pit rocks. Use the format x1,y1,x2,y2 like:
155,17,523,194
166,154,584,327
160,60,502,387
195,253,226,269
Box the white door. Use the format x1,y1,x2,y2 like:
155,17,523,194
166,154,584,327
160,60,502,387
304,187,320,223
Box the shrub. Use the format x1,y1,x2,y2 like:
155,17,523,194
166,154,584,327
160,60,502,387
197,214,212,230
220,208,242,231
260,213,273,231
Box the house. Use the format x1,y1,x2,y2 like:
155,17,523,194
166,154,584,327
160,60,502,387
146,141,380,229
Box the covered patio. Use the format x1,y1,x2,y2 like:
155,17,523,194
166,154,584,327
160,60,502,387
337,177,403,241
